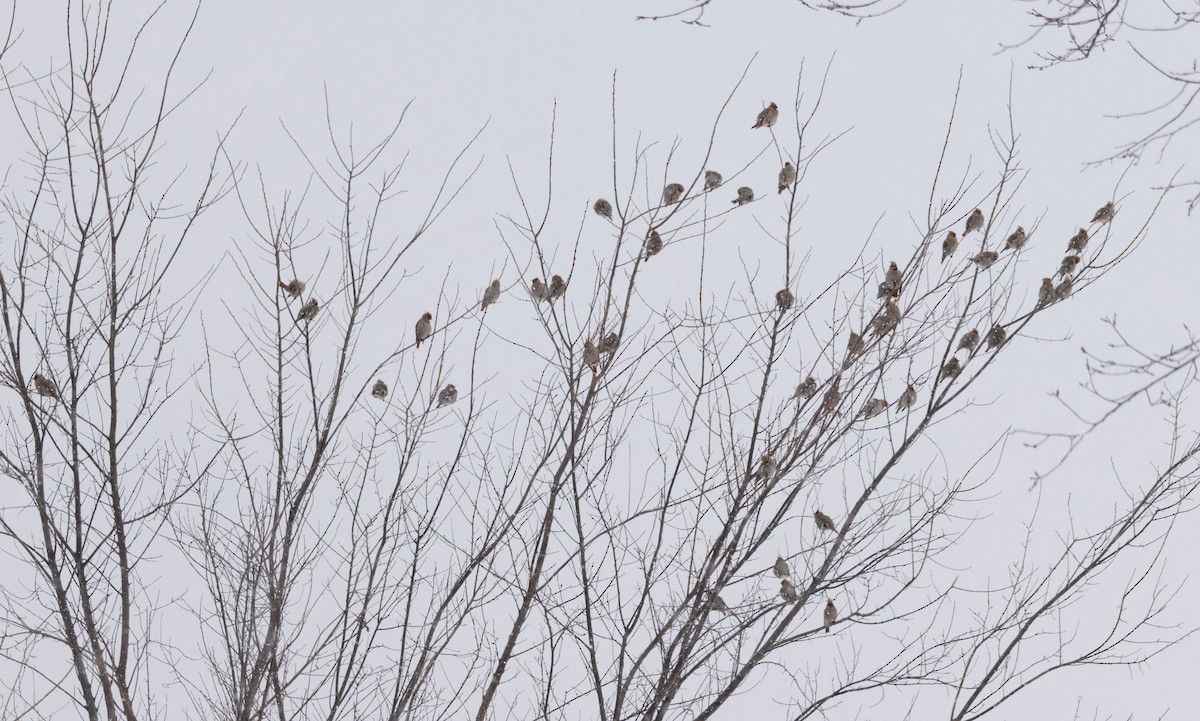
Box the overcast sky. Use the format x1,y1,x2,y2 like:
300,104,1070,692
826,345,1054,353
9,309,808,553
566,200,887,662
5,0,1200,718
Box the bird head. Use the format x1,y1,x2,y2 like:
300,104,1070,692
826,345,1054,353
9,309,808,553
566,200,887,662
421,312,432,320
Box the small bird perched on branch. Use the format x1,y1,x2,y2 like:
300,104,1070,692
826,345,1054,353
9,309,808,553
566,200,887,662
778,162,796,194
371,380,388,400
775,288,794,311
297,299,319,322
753,454,778,482
964,208,985,235
530,278,550,303
415,312,433,347
843,331,864,369
940,357,962,380
704,170,723,191
1055,276,1073,302
969,251,999,269
279,279,305,298
1058,255,1080,279
872,301,901,336
593,198,613,219
752,102,779,129
1037,278,1055,307
877,261,902,300
814,509,836,533
644,230,663,260
942,231,959,262
1091,201,1115,225
985,324,1007,351
823,599,837,633
821,384,842,415
732,186,754,206
582,340,600,374
957,329,980,352
794,376,817,401
1067,228,1089,253
481,279,501,312
773,556,791,579
862,398,887,420
781,578,800,603
707,592,730,614
598,331,620,355
897,383,918,412
436,384,458,408
549,274,567,300
662,183,685,205
1003,226,1027,251
32,372,60,400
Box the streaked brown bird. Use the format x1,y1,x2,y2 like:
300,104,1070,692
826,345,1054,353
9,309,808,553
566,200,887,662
775,288,794,311
1037,277,1055,307
1055,276,1073,302
1067,228,1089,253
1058,255,1080,279
415,312,433,347
279,279,305,298
872,301,901,336
663,183,685,205
985,324,1007,351
897,383,918,411
964,208,985,235
436,383,458,407
707,592,731,614
940,357,962,380
530,278,550,302
481,279,501,312
821,384,842,414
823,599,837,633
704,170,723,191
593,198,613,219
644,229,664,260
32,372,60,400
297,298,319,322
781,578,800,603
773,556,791,579
752,102,779,129
878,261,902,300
1003,226,1027,251
582,339,600,374
777,162,796,194
753,454,778,482
371,380,388,400
862,398,888,419
843,331,865,368
732,186,754,206
969,251,999,269
814,509,836,533
957,329,980,352
599,331,620,355
794,376,817,401
1091,201,1115,225
549,274,567,300
942,230,959,262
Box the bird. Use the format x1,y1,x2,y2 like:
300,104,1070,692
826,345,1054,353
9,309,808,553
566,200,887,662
752,102,779,129
814,510,836,533
415,312,433,347
775,288,794,311
582,340,600,374
371,380,388,400
862,398,888,419
773,556,791,579
964,208,985,235
781,578,800,603
940,357,962,380
878,261,902,300
732,186,754,206
1091,201,1115,225
1067,228,1089,253
969,251,999,269
985,324,1007,351
598,332,620,355
872,301,901,336
794,376,817,401
436,383,458,407
823,599,837,633
1057,255,1080,279
897,383,918,411
753,454,778,482
820,384,842,415
777,162,796,194
549,274,567,300
481,279,501,312
1054,276,1073,302
707,592,731,614
663,183,685,205
843,331,864,369
704,170,723,191
594,198,613,219
957,329,980,352
32,372,60,400
297,298,320,322
1037,277,1055,307
530,278,550,302
279,279,305,298
644,230,664,260
1003,226,1027,251
942,231,959,262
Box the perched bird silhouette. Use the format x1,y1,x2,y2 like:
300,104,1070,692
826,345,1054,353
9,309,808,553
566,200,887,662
878,261,902,300
957,329,980,352
415,312,433,347
773,556,791,579
897,383,918,412
707,592,731,614
821,384,842,415
644,229,664,260
775,288,794,311
663,183,685,205
704,170,724,191
1057,255,1080,279
964,208,985,235
1003,226,1027,251
1091,201,1115,225
814,509,836,533
985,324,1007,351
940,357,962,380
942,230,959,262
732,186,754,206
582,339,601,374
1054,276,1073,302
778,162,796,194
794,376,817,401
371,380,388,400
823,599,837,633
530,278,550,302
753,454,778,482
862,398,888,419
279,279,305,298
297,299,320,322
481,279,501,312
436,383,458,407
549,274,567,300
843,331,865,369
593,198,613,220
599,331,620,355
969,251,999,269
781,578,800,603
1067,227,1089,253
1037,277,1055,307
872,301,901,336
752,102,779,129
32,372,60,400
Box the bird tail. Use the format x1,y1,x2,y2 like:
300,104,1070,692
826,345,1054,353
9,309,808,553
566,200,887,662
778,185,785,194
825,626,830,633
